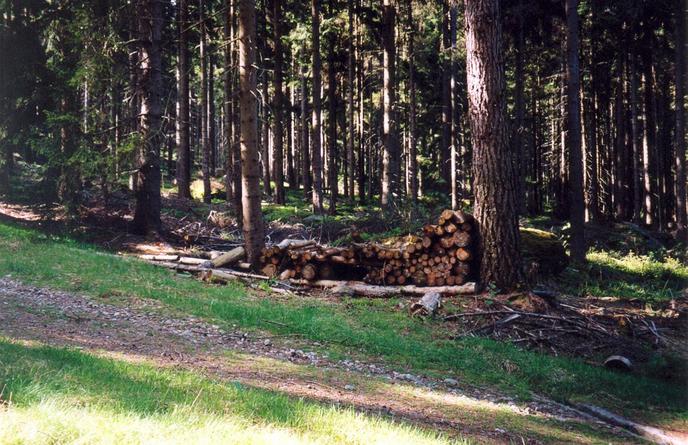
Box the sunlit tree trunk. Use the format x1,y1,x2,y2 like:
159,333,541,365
465,0,522,289
676,0,687,240
566,0,586,263
176,0,191,199
239,0,265,267
132,0,162,234
310,0,324,212
380,0,399,211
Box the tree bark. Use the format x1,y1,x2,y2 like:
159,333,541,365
223,0,235,204
346,0,356,200
641,57,655,227
380,0,399,211
566,0,586,263
406,0,417,205
200,0,211,203
239,0,266,267
301,67,312,196
630,53,642,224
176,0,191,199
311,0,324,213
514,0,526,215
676,0,687,240
465,0,522,290
327,28,338,214
440,0,451,191
270,0,285,204
132,0,162,234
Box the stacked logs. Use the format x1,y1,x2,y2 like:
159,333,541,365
259,209,475,286
360,209,474,286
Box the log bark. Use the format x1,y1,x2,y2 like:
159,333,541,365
293,280,478,297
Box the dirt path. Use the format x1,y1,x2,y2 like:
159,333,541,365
0,277,641,444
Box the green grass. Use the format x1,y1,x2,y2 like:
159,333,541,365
0,221,685,425
0,338,464,445
559,250,688,302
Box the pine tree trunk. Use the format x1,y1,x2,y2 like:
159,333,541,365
380,0,399,211
239,0,265,267
641,57,655,227
200,0,211,203
311,0,324,213
270,0,285,204
440,0,451,190
223,0,234,203
449,4,458,210
406,0,417,204
327,31,338,214
176,0,191,199
514,0,526,215
465,0,522,290
209,53,217,176
630,54,643,224
132,0,162,234
346,0,356,200
566,0,586,263
301,67,312,196
676,0,687,240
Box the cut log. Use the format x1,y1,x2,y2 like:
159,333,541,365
210,246,246,268
302,263,317,280
276,238,315,250
261,263,278,278
290,280,478,297
140,254,180,262
410,292,442,317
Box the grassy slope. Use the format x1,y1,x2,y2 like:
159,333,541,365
0,220,685,429
0,338,463,445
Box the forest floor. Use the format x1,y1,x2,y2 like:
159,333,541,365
0,169,687,444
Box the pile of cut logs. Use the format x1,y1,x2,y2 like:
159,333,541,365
258,209,475,286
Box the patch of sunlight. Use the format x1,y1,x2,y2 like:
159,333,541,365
0,398,465,445
389,382,525,417
587,250,688,280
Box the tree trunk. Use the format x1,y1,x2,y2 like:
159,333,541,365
440,0,451,191
630,54,642,224
346,0,356,200
223,0,235,204
270,0,285,204
676,0,687,240
465,0,522,290
327,30,338,214
380,0,399,211
641,57,655,227
514,0,526,215
301,67,312,196
176,0,191,199
132,0,163,234
311,0,324,213
449,3,459,210
406,0,417,205
200,0,211,203
566,0,585,263
209,53,217,176
239,0,265,267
